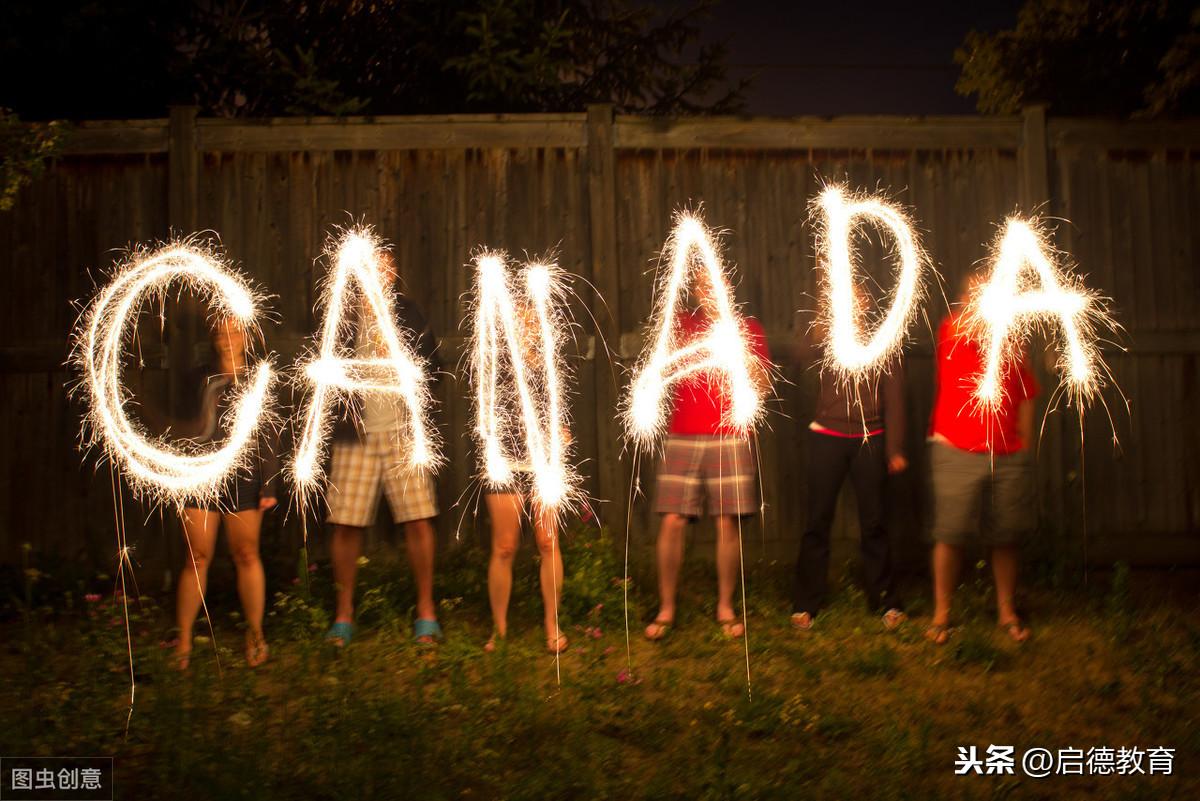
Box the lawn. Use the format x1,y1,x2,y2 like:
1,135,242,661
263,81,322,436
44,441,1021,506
1,531,1197,800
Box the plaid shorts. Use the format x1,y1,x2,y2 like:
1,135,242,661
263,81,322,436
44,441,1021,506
326,430,438,527
653,435,758,518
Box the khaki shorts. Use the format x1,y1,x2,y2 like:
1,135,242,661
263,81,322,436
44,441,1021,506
928,440,1034,546
327,430,438,527
653,435,758,518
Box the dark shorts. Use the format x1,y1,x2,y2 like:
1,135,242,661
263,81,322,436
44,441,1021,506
653,435,758,518
928,440,1034,546
195,469,263,514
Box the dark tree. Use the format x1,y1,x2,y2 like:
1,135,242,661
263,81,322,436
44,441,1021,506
0,0,745,119
954,0,1200,117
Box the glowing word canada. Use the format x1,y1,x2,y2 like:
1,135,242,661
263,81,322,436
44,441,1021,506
74,199,1111,503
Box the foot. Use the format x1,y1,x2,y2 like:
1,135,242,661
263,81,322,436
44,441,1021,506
413,618,443,644
546,630,569,654
172,645,191,671
790,612,814,631
325,620,355,647
882,608,907,631
717,616,745,638
644,617,673,641
998,616,1030,643
245,632,269,668
484,632,505,653
925,621,952,646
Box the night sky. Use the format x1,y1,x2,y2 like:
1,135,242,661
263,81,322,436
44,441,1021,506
681,0,1024,115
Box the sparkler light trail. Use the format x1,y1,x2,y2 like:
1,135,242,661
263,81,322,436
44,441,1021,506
291,228,442,503
964,216,1112,413
468,252,579,516
73,242,274,509
623,211,765,449
811,185,928,381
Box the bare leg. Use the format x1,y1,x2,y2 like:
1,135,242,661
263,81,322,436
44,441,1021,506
533,506,565,650
485,493,522,641
176,508,220,666
330,524,365,624
929,542,962,643
715,515,744,636
646,513,687,638
403,517,437,623
991,545,1028,641
225,509,267,665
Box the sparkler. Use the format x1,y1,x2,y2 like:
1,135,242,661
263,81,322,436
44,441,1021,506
964,216,1111,412
623,211,766,448
468,253,579,516
73,242,274,508
291,229,441,502
811,185,928,380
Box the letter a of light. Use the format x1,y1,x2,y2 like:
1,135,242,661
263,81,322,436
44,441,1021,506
968,218,1106,412
469,253,577,514
292,230,441,500
624,212,765,449
814,186,926,379
74,243,274,509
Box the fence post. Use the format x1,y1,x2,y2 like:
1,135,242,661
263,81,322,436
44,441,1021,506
1019,104,1050,209
166,106,199,417
162,106,200,587
1020,104,1080,571
586,104,625,529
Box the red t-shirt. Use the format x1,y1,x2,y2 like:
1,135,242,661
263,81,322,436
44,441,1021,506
929,313,1038,454
668,310,770,436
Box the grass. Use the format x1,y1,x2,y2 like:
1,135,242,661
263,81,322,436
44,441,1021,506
1,533,1198,800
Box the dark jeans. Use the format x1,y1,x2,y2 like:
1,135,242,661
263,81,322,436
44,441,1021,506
792,429,901,615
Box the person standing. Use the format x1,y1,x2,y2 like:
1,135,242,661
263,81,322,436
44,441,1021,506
791,351,908,632
175,317,278,669
324,253,443,646
644,279,771,641
480,304,570,655
925,277,1037,645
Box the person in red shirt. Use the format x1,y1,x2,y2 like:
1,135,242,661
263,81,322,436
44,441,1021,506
644,276,772,641
926,275,1037,645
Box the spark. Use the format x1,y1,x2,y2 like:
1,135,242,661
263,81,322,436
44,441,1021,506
72,241,275,509
468,252,580,517
291,228,442,503
623,211,765,448
964,216,1114,413
811,185,928,381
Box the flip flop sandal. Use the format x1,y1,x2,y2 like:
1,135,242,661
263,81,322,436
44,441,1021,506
718,618,745,638
882,609,908,631
999,620,1030,643
413,618,443,644
644,619,673,641
791,612,814,631
924,623,952,645
245,637,270,667
325,621,355,647
546,633,569,654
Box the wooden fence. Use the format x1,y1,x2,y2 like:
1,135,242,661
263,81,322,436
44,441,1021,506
2,106,1198,580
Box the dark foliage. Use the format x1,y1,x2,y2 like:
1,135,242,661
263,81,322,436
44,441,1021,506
955,0,1200,117
0,0,745,119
